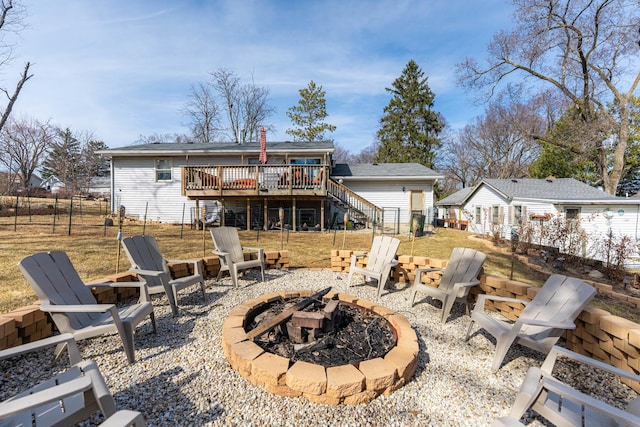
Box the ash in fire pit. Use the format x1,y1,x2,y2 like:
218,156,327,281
247,292,397,367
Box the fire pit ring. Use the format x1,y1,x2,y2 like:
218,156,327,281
221,289,419,405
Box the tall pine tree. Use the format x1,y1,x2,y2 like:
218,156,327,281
375,60,443,168
286,80,336,142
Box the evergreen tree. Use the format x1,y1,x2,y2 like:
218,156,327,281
42,127,82,192
286,80,336,142
375,60,444,168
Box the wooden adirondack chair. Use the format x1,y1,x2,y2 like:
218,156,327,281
0,333,133,427
347,235,400,297
410,247,486,323
501,346,640,427
210,227,265,288
466,274,596,372
18,251,156,364
121,235,206,316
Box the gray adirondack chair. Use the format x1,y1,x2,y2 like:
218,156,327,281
0,333,146,427
503,346,640,427
410,247,486,323
347,235,400,297
18,251,156,364
121,235,206,316
210,227,265,288
466,274,596,372
0,333,111,426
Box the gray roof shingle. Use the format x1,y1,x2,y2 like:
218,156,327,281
99,141,335,156
332,163,443,178
437,178,622,206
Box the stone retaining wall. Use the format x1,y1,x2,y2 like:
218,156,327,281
332,250,640,393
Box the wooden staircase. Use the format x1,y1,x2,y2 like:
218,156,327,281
326,179,382,228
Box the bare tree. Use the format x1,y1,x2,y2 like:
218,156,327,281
182,82,219,143
0,116,55,193
440,97,544,191
457,0,640,194
332,142,379,164
211,68,274,144
134,132,190,144
0,1,33,135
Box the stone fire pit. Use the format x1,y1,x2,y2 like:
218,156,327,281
221,289,419,405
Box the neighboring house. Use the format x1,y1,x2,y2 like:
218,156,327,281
86,176,111,197
40,175,65,194
437,178,640,265
98,141,442,231
0,171,43,192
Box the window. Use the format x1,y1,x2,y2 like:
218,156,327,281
565,207,580,220
475,206,482,224
492,206,500,224
513,205,522,225
155,159,172,182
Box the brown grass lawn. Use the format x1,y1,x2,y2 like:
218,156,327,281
0,199,635,321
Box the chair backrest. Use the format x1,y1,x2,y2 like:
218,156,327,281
122,235,169,272
439,247,486,293
520,274,596,337
18,251,100,330
211,226,245,264
121,235,171,288
366,236,400,272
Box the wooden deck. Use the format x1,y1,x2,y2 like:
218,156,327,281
182,165,328,199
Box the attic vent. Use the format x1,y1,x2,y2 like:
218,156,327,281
372,163,378,165
511,179,518,183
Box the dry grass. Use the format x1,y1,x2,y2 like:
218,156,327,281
0,199,548,314
3,205,637,321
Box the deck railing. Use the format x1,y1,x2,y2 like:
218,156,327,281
182,165,327,196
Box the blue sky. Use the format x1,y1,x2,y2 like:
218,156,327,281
6,0,513,152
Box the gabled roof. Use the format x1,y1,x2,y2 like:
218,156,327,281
437,178,632,206
331,163,443,180
98,141,334,157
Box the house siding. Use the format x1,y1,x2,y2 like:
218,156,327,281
112,157,201,223
344,180,435,224
459,189,640,265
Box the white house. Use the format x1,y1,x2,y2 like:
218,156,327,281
98,141,443,232
437,178,640,265
40,175,65,194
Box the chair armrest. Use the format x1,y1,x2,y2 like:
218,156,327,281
516,318,576,329
543,346,640,383
415,267,445,275
90,281,144,288
541,375,640,425
0,333,81,365
128,268,164,277
212,249,229,257
0,376,93,419
454,280,480,288
40,302,115,313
